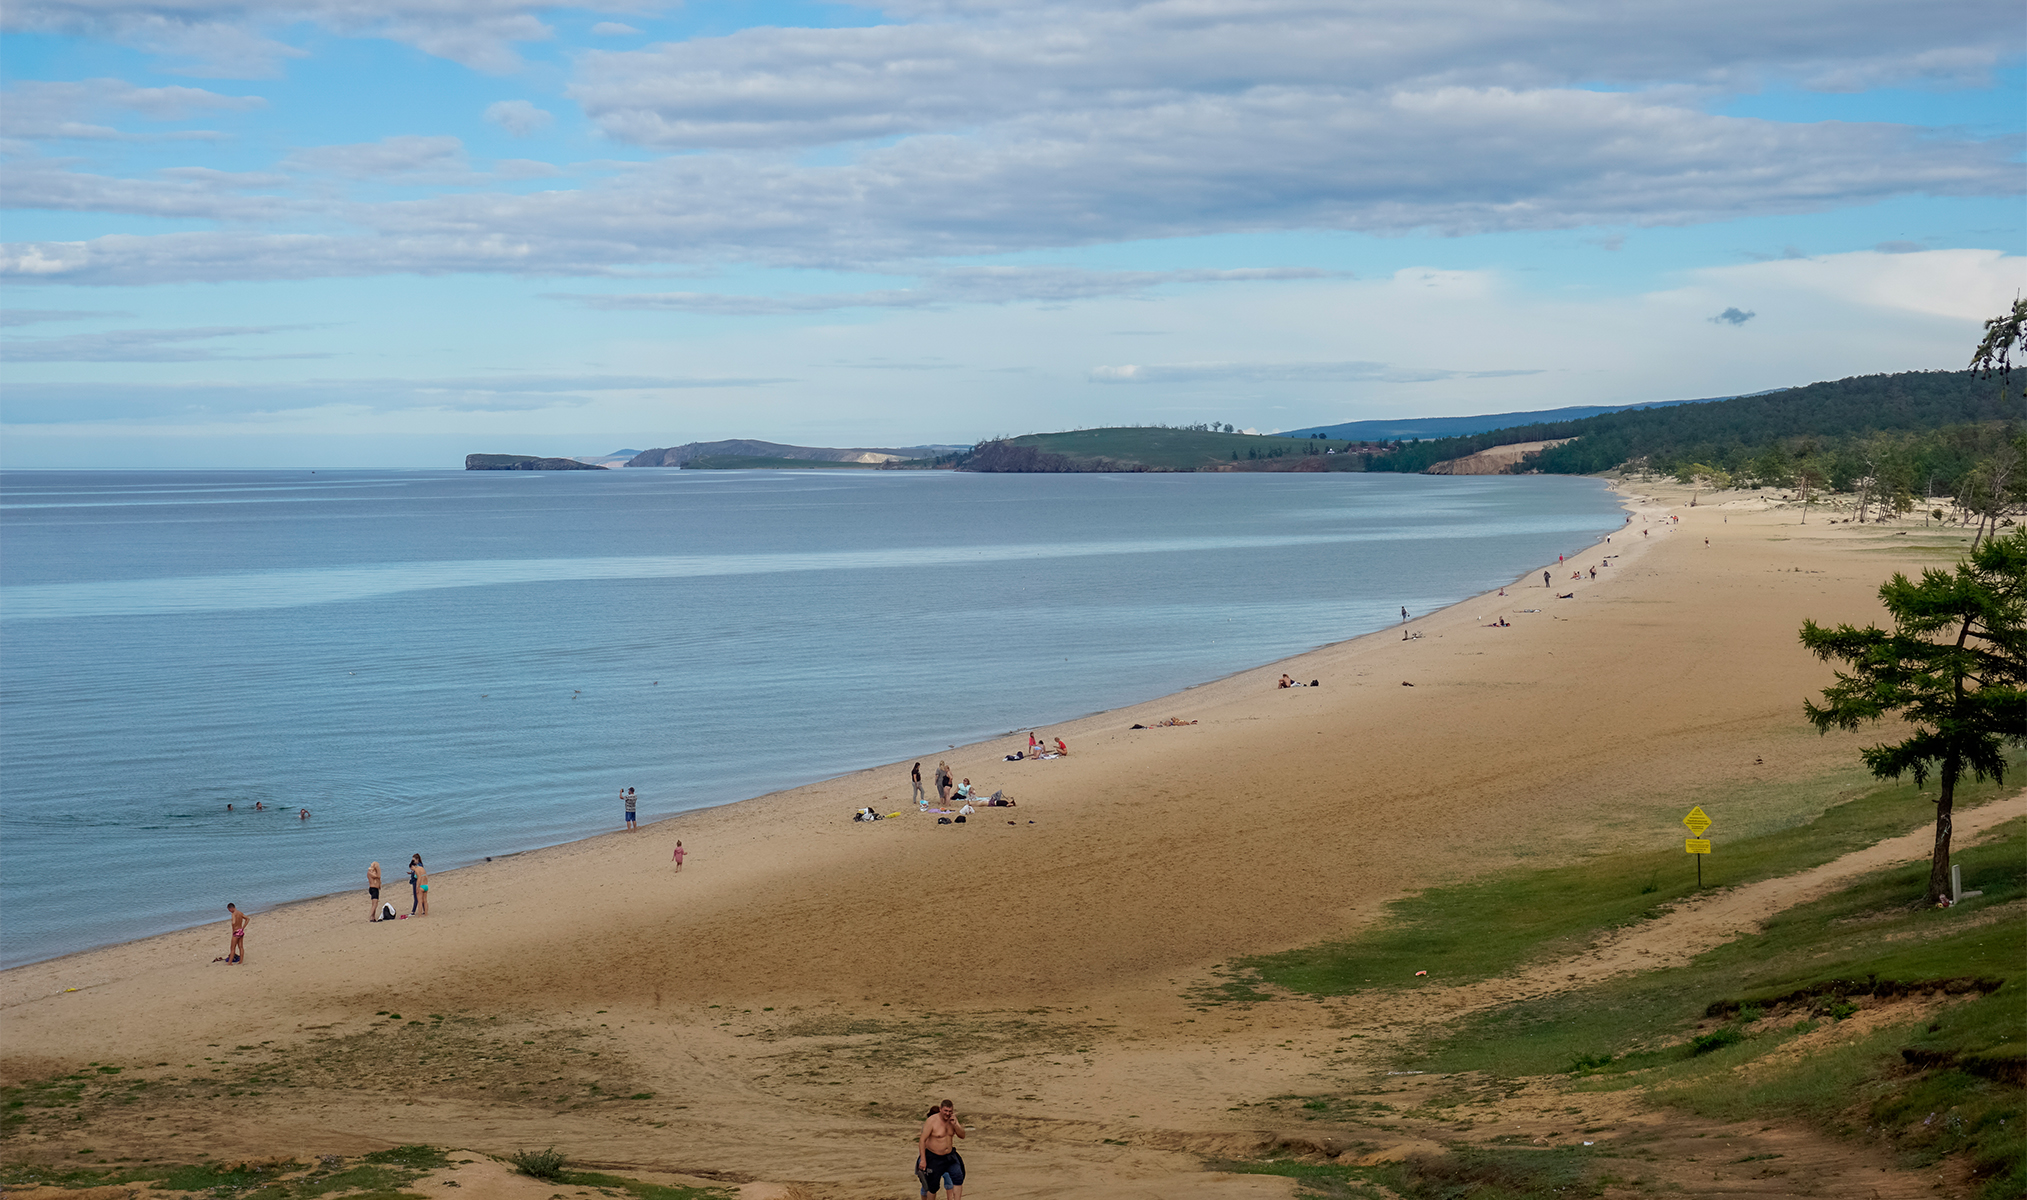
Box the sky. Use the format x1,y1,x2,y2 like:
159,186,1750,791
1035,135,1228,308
1,0,2023,469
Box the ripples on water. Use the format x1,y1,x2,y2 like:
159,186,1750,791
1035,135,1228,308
0,468,1624,965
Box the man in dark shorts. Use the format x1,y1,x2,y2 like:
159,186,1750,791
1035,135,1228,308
916,1099,966,1199
624,788,637,831
367,861,381,921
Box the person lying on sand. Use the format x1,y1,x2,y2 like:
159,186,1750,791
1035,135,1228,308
1278,674,1294,688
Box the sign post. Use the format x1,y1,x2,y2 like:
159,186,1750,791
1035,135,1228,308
1683,806,1712,888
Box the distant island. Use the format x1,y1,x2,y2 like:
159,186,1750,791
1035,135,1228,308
465,454,608,471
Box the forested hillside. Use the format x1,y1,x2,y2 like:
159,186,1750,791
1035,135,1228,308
1368,371,2007,476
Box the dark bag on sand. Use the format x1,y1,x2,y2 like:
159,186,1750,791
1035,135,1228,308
937,817,952,825
953,815,966,824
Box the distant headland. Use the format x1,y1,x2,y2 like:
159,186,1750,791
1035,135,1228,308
465,454,608,471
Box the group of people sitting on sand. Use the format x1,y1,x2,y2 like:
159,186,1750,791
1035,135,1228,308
1003,732,1067,761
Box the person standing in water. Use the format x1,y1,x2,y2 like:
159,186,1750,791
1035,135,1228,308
624,787,638,831
367,861,382,921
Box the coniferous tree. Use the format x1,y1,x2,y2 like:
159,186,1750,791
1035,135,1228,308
1799,529,2027,903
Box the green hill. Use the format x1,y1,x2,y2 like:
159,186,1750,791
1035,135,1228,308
1368,370,2010,476
682,455,881,470
962,428,1367,472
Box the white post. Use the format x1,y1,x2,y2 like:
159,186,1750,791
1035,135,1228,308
1952,863,1962,903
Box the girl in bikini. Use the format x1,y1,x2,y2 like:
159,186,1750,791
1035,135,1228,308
411,854,430,916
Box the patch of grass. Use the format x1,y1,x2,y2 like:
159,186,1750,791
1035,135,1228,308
1413,817,2023,1196
558,1170,735,1200
1236,769,2020,997
358,1146,449,1170
1208,1158,1386,1199
0,1164,140,1187
1689,1026,1745,1055
1211,1145,1603,1200
152,1161,303,1192
295,1165,408,1196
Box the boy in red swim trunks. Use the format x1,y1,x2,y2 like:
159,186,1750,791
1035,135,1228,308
223,903,248,964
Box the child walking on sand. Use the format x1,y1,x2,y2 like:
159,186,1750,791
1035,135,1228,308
672,841,686,871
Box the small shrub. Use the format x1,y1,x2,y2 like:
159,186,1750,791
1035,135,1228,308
509,1148,567,1181
1567,1052,1615,1073
1690,1027,1745,1056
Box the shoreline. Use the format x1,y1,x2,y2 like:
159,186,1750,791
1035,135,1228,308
3,475,1993,1195
2,476,1639,974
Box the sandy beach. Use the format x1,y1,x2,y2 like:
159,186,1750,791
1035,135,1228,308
3,477,2011,1200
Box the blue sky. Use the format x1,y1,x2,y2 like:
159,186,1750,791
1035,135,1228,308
2,0,2022,468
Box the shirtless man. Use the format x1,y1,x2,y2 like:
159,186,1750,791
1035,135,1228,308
916,1099,966,1200
223,903,249,964
367,862,382,921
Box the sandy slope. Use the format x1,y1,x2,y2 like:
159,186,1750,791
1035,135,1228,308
2,479,2000,1198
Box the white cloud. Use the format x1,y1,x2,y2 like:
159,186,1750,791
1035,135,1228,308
484,99,554,137
1,324,328,361
0,78,265,141
4,95,2012,285
0,307,134,326
284,134,468,178
590,21,639,36
1,0,644,76
558,267,1346,314
1681,249,2025,325
0,374,795,423
572,0,2011,150
3,157,299,221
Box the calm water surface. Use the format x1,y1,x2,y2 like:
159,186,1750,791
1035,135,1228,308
0,469,1624,966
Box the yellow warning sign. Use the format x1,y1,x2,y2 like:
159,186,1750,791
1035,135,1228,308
1685,839,1712,855
1682,806,1712,837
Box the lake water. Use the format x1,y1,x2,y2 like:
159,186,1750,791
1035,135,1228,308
0,469,1624,966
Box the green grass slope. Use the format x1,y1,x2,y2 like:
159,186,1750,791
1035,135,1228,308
1207,771,2024,1199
